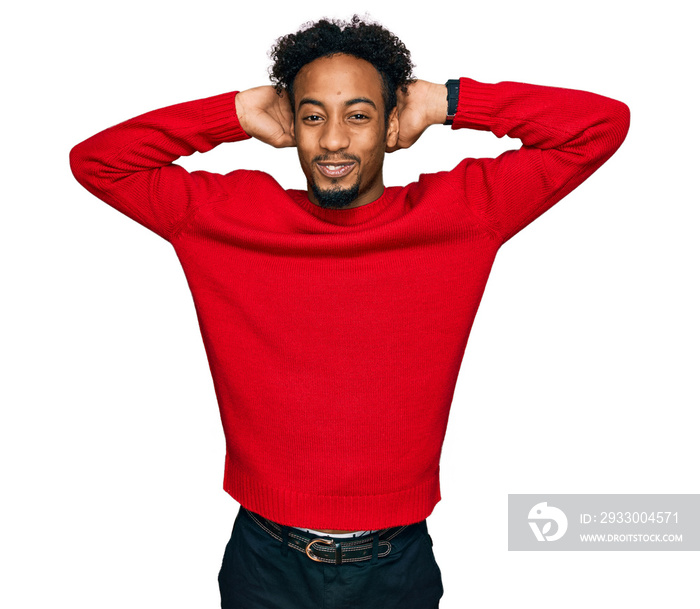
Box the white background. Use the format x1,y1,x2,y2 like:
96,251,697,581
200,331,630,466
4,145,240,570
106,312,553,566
2,1,698,607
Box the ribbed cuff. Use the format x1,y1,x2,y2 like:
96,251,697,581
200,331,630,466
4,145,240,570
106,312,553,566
202,91,252,144
451,77,501,132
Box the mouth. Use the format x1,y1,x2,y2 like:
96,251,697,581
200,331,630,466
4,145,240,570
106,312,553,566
315,161,357,179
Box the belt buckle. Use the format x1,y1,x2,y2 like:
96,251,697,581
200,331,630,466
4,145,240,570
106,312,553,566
305,537,334,562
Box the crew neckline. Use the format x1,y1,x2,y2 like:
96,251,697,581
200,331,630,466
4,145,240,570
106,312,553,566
289,188,394,227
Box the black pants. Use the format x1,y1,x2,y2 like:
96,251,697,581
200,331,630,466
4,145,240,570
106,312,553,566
218,505,444,608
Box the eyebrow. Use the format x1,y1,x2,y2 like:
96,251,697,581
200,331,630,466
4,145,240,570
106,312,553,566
298,97,377,110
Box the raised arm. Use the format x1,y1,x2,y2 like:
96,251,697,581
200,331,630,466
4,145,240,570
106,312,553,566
69,87,293,241
391,78,631,243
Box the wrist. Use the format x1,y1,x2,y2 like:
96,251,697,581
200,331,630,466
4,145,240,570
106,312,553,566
234,90,250,134
426,82,449,126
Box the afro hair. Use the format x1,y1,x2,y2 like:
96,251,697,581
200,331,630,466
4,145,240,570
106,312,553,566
269,15,415,122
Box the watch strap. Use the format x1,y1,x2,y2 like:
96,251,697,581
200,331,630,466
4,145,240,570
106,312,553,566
444,79,460,125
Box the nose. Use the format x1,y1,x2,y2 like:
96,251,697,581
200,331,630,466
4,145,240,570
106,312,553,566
319,118,350,152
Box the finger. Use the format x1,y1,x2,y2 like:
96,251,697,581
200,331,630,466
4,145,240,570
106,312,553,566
271,130,296,148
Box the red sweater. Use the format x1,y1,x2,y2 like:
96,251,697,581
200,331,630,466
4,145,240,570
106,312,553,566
70,78,629,529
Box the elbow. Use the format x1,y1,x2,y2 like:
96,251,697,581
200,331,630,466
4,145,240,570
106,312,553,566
589,98,630,165
608,99,631,152
69,138,108,194
69,140,90,187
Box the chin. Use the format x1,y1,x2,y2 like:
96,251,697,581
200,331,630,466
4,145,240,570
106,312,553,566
311,181,361,209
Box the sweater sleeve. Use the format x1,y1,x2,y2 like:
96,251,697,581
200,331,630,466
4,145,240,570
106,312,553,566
69,91,252,241
448,78,630,244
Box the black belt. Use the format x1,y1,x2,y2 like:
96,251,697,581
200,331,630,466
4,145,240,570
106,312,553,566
245,508,409,565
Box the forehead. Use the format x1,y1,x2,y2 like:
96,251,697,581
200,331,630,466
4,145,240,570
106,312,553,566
293,53,384,107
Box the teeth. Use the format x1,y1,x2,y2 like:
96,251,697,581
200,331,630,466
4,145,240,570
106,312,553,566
317,162,354,177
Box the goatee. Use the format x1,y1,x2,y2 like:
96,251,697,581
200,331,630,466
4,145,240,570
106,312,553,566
310,181,361,209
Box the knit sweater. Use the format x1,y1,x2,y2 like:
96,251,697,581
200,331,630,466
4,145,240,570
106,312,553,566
69,78,630,529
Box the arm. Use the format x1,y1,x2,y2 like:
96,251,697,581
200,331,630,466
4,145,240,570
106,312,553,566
391,78,631,243
69,87,293,241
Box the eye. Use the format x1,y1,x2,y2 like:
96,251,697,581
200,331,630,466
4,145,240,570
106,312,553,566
303,114,324,123
349,113,369,121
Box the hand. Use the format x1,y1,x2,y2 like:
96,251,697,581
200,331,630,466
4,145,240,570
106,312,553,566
386,80,448,153
235,86,295,148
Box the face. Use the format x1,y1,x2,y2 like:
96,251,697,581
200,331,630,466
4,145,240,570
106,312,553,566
290,53,399,209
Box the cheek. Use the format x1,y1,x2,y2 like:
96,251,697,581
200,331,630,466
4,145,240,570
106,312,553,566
362,141,385,172
295,147,312,179
365,130,387,160
293,128,311,152
295,138,315,165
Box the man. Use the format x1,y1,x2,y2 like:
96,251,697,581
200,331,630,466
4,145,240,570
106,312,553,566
70,15,629,609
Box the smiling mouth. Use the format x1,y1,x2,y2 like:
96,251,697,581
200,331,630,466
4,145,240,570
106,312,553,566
315,162,357,179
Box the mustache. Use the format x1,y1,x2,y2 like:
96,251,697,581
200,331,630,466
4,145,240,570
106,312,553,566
312,153,361,164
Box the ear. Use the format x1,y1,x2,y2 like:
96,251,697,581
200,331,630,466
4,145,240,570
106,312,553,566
385,106,399,150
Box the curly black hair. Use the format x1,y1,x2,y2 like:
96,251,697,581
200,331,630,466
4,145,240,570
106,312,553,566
269,15,415,123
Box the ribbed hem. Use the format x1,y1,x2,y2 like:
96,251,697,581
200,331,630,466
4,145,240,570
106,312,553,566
202,91,252,144
223,455,441,530
451,77,501,132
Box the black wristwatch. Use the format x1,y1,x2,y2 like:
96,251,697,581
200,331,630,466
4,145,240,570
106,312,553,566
444,79,460,125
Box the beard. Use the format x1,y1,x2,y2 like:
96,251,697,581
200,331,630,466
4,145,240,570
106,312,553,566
309,152,362,209
310,177,361,209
